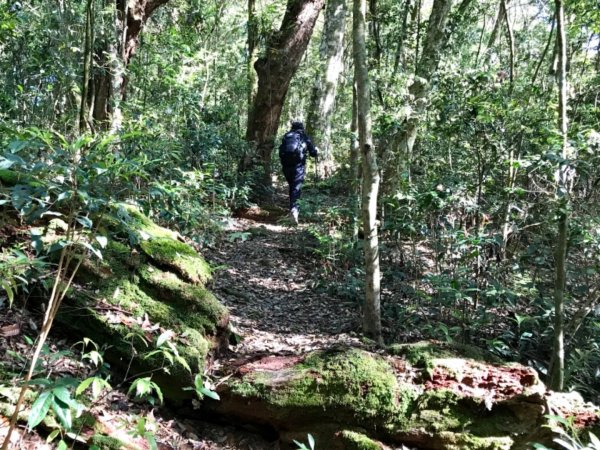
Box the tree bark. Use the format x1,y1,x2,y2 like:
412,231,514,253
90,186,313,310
351,83,360,243
247,0,258,117
501,0,515,86
79,0,94,132
531,12,555,86
383,0,453,192
242,0,325,191
306,0,347,178
354,0,381,344
392,0,412,78
486,0,506,53
549,0,569,392
90,0,170,128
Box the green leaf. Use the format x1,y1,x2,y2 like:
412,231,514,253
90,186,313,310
51,397,73,430
57,440,68,450
75,377,95,396
48,240,69,254
95,236,108,249
199,387,220,401
136,417,146,436
76,216,93,229
92,378,110,399
145,432,158,450
0,158,14,170
51,386,72,405
194,374,203,391
27,391,53,430
129,377,152,399
154,383,164,404
46,429,60,443
308,433,315,450
156,330,172,348
1,281,14,305
82,242,102,260
27,378,53,387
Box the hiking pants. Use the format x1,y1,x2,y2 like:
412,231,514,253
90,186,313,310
282,163,305,210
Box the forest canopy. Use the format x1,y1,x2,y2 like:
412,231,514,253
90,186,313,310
0,0,599,447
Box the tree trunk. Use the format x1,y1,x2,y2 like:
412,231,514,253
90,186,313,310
90,0,170,128
486,0,506,52
247,0,258,118
384,0,453,192
242,0,325,191
306,0,347,178
549,0,569,392
79,0,94,133
354,0,381,344
501,0,515,86
392,0,411,78
351,83,360,243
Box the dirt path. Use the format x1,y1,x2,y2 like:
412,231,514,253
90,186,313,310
207,215,364,358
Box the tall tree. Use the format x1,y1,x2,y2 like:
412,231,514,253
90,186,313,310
247,0,259,117
354,0,381,343
385,0,453,190
306,0,347,177
80,0,95,132
549,0,569,391
486,0,507,52
241,0,325,191
89,0,170,128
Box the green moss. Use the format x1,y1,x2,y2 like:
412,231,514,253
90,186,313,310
388,341,502,366
410,389,466,432
230,379,265,398
88,434,128,450
435,431,513,450
230,349,416,425
54,204,228,401
0,169,25,186
139,265,226,332
115,203,178,240
400,389,519,449
72,411,97,429
108,205,212,284
339,430,381,450
58,274,214,399
140,237,211,285
389,342,436,372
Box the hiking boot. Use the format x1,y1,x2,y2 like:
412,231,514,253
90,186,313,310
290,207,299,225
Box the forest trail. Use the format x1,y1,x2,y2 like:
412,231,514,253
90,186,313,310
207,207,364,361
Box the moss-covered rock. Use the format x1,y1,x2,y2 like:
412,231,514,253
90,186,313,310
338,430,384,450
107,204,212,284
388,341,503,368
55,206,228,401
221,349,415,428
140,237,211,285
87,434,131,450
207,346,584,450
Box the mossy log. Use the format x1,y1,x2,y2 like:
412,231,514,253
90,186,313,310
207,345,598,450
56,204,229,401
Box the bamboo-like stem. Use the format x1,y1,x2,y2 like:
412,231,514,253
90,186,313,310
1,244,68,450
549,0,568,392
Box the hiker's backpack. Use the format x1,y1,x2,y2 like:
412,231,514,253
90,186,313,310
279,131,306,165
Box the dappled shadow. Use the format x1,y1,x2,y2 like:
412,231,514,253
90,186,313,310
205,216,364,357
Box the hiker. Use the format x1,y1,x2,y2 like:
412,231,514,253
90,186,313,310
278,120,318,224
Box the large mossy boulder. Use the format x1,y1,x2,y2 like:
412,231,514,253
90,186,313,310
208,344,599,450
56,204,229,400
